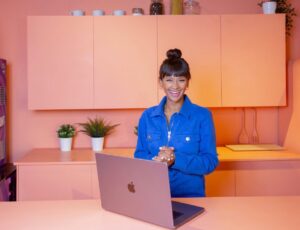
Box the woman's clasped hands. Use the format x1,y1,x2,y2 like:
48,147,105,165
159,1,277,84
152,146,175,166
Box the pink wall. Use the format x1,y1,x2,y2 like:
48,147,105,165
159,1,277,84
0,0,299,162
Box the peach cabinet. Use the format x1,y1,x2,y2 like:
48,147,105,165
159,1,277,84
14,149,100,201
27,16,94,109
17,164,94,201
221,14,286,107
206,160,300,196
94,16,158,108
157,15,222,107
235,161,300,196
15,148,300,201
27,15,286,109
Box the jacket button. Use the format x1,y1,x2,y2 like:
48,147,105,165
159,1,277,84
147,135,152,140
186,136,190,142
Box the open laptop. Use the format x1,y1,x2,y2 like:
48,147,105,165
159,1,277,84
95,153,204,229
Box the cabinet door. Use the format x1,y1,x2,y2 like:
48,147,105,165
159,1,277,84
17,164,92,201
235,161,300,196
221,15,286,107
94,16,158,108
91,164,100,199
27,16,94,109
157,15,221,107
206,168,236,196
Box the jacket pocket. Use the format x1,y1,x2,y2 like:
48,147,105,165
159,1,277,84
172,133,200,154
146,132,161,154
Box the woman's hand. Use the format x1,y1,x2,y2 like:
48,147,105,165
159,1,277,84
153,146,175,166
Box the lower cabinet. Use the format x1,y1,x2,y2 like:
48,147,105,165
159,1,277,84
17,164,98,201
206,163,236,197
235,161,300,196
206,161,300,197
16,160,300,200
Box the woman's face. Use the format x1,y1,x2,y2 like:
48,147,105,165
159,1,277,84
160,75,189,104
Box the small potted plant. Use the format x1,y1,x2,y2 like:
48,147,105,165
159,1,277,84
57,124,76,152
79,117,119,152
258,0,296,35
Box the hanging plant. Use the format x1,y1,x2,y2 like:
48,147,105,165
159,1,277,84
258,0,297,36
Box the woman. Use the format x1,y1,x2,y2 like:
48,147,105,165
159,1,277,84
134,48,219,197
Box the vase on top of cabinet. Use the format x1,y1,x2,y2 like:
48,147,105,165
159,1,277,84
258,1,277,14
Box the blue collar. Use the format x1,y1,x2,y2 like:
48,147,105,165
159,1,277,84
150,95,193,119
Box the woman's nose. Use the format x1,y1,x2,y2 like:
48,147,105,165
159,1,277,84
172,79,179,88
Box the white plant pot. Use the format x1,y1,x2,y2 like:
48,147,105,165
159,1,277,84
262,2,277,14
91,137,104,152
59,137,72,152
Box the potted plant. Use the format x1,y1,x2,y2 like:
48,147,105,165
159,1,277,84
57,124,76,152
79,117,119,152
258,0,297,35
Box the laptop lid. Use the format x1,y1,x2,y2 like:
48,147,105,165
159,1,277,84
95,153,204,229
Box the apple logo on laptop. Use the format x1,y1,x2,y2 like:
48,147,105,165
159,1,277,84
127,181,135,193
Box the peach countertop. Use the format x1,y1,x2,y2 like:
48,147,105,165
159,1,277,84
1,196,300,229
14,147,300,165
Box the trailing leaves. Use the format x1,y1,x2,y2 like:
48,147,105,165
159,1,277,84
258,0,297,36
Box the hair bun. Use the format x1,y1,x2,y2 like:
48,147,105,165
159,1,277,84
166,48,182,60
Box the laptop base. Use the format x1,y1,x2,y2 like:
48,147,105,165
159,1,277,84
172,201,205,228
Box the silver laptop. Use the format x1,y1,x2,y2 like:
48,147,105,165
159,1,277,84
95,153,204,229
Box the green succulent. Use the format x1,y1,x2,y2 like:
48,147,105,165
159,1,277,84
57,124,76,138
79,117,119,138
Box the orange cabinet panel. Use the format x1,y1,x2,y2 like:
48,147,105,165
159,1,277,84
27,16,94,109
221,14,286,107
94,16,158,108
17,164,93,201
157,15,222,107
206,162,236,197
235,161,300,196
91,165,100,199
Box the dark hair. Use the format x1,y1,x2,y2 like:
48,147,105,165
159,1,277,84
159,48,191,80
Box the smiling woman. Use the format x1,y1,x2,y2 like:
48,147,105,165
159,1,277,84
134,48,219,197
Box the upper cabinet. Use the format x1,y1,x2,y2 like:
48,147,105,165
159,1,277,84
157,15,221,107
27,16,94,109
94,16,158,108
27,15,286,109
221,14,286,107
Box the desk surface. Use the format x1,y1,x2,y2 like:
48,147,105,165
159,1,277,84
14,147,300,166
1,197,300,230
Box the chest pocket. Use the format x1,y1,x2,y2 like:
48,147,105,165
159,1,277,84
146,132,161,154
172,133,200,155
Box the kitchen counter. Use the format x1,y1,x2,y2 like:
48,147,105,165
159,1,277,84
14,147,300,165
1,196,300,229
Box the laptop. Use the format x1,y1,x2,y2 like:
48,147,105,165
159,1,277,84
95,153,204,229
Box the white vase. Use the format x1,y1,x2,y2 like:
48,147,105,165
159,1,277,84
59,137,72,152
262,2,277,14
91,137,104,152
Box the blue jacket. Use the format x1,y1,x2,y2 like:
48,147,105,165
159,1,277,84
134,95,219,197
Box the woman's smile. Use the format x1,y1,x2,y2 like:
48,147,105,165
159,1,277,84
160,75,189,103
